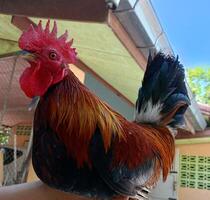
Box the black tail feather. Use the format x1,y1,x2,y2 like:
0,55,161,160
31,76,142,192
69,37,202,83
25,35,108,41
135,52,190,128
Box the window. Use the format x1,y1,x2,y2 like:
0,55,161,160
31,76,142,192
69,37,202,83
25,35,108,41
16,125,32,136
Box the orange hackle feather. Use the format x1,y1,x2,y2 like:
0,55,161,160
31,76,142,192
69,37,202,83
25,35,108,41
46,70,125,167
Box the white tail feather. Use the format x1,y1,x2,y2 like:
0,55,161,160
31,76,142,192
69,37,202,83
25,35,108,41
135,99,162,124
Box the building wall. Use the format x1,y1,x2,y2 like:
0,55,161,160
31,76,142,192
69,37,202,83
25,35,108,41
176,142,210,200
0,150,3,185
177,143,210,156
8,134,29,148
27,161,38,183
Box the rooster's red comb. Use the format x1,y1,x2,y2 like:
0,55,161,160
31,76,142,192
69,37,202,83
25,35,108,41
18,20,77,63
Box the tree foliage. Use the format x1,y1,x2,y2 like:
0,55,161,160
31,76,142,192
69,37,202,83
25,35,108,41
0,127,10,145
186,67,210,105
0,133,9,145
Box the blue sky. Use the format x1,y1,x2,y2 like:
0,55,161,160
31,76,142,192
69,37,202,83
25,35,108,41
151,0,210,68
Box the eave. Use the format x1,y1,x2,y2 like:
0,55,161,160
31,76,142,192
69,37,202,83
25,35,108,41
0,0,108,22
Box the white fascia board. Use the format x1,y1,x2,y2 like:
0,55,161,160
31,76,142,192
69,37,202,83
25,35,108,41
113,0,207,131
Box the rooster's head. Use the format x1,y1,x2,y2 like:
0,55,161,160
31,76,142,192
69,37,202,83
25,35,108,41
19,20,77,98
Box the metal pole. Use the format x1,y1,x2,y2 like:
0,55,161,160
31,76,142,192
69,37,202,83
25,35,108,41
0,148,4,186
14,132,17,181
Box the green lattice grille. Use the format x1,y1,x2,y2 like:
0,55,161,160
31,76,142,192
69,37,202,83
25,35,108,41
180,155,210,190
16,125,32,136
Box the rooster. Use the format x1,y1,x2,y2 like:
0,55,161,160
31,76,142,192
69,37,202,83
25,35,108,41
18,21,190,200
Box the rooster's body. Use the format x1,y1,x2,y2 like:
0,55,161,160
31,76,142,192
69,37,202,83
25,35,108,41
18,21,190,200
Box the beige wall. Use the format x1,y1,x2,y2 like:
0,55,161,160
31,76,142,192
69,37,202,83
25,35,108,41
0,151,3,186
176,142,210,200
179,188,210,200
27,161,39,183
177,143,210,156
70,64,85,83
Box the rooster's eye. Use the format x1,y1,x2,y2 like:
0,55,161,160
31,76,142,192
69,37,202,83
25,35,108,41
49,51,58,60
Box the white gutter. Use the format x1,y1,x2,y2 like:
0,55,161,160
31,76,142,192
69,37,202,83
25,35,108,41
110,0,207,131
113,0,174,57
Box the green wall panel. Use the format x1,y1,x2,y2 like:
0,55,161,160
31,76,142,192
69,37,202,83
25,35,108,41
180,155,210,190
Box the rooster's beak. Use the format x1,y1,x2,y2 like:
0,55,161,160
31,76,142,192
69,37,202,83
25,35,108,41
19,50,37,62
